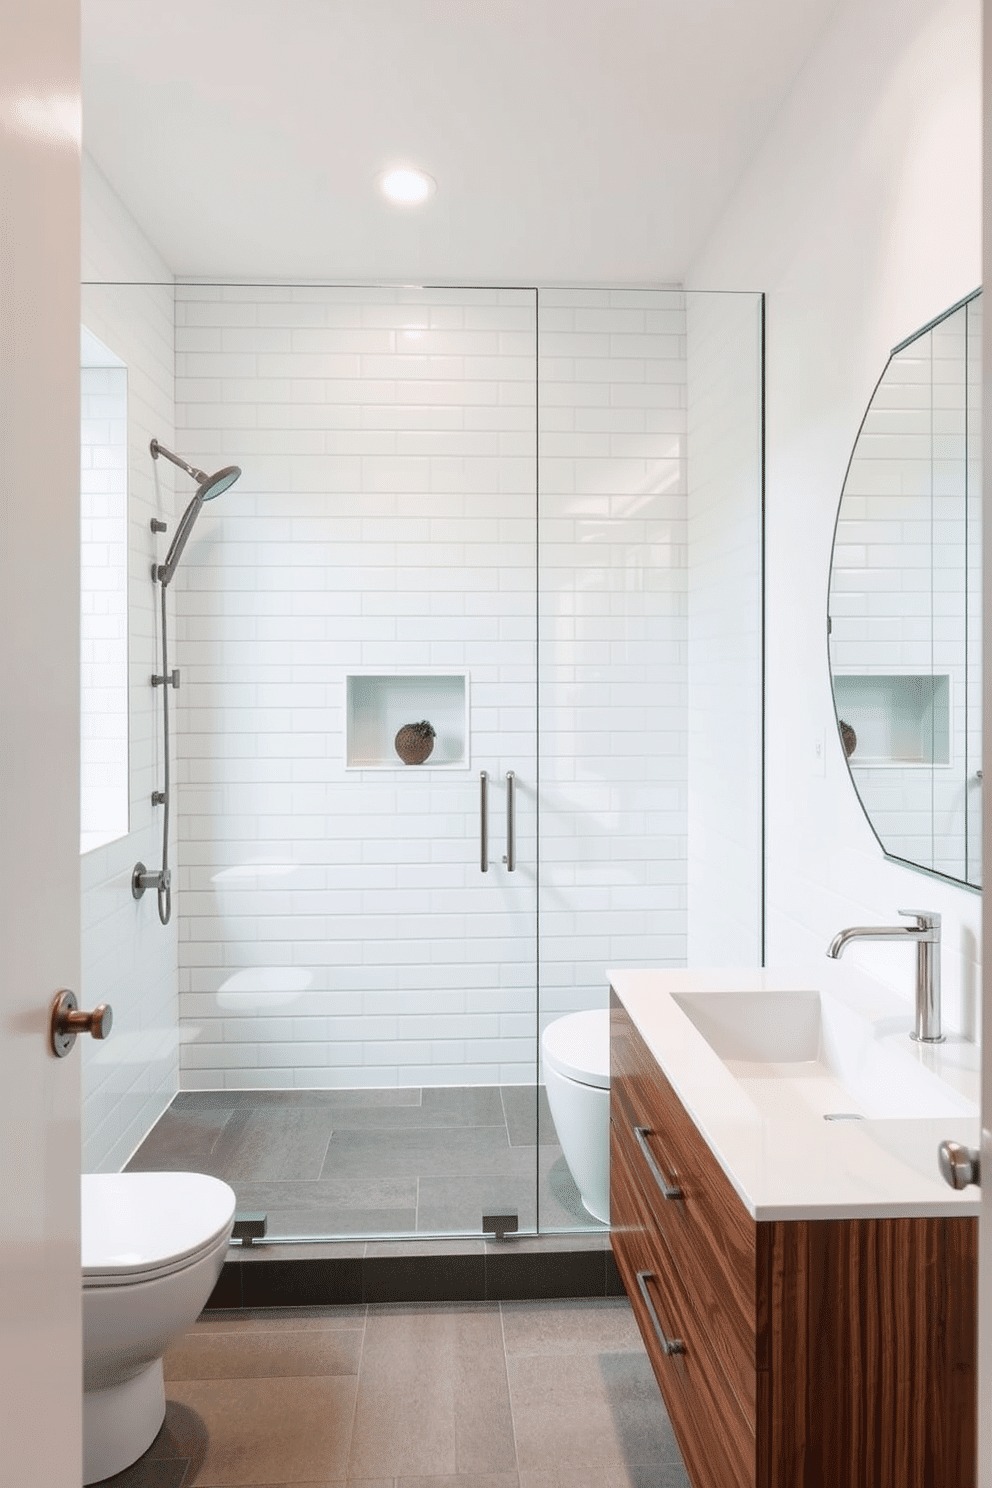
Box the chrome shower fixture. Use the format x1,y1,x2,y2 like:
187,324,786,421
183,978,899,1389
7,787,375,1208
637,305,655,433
150,439,242,588
137,438,242,926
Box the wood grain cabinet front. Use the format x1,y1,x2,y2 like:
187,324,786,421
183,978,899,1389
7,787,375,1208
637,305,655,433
609,991,978,1488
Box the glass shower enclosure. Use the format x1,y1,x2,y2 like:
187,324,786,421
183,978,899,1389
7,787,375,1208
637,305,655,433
80,281,764,1241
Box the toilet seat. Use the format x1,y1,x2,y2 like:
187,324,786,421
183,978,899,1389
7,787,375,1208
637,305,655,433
82,1172,236,1288
541,1008,610,1089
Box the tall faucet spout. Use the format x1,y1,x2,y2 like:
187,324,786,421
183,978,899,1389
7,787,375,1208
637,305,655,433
825,910,943,1043
826,924,917,959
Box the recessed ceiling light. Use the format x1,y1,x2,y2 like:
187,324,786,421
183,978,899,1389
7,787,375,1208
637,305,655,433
378,168,436,206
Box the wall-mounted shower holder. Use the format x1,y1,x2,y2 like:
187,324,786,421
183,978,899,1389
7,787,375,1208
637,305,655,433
152,669,180,689
132,863,171,900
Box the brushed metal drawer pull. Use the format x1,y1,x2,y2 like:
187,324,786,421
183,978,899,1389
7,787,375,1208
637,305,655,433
634,1125,682,1200
636,1270,685,1357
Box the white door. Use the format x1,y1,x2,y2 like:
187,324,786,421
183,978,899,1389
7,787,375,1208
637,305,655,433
0,2,83,1483
981,8,992,1482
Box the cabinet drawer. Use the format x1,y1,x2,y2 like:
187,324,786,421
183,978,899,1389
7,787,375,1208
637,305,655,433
612,1132,755,1488
611,997,757,1423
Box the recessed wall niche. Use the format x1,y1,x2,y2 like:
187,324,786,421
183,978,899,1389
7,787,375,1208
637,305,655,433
346,674,469,769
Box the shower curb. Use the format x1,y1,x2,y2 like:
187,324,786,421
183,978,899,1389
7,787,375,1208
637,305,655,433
205,1234,622,1309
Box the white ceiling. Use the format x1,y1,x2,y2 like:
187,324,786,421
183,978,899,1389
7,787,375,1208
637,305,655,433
82,0,839,283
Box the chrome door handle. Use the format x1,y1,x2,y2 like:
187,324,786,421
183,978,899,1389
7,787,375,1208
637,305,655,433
635,1271,685,1356
502,771,516,870
480,771,489,873
50,990,113,1058
938,1139,981,1190
634,1125,682,1199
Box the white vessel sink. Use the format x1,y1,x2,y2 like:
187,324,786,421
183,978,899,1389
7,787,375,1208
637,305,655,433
671,988,976,1122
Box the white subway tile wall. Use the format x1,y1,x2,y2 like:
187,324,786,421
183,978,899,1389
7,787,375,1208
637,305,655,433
81,154,180,1171
174,286,540,1088
171,285,719,1087
829,297,982,883
537,288,690,1025
685,293,764,964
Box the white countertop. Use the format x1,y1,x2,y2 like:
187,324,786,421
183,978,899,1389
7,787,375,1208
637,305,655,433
609,967,981,1221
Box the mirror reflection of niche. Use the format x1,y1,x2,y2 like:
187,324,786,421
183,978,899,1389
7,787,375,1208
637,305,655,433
828,291,981,890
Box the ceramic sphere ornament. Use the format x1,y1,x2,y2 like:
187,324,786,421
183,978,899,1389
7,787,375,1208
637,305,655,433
394,720,436,765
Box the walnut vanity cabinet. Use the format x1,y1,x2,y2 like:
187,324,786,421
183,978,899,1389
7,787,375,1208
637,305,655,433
608,993,978,1488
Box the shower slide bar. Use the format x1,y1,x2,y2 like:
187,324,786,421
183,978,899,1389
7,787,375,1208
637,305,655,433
133,439,242,926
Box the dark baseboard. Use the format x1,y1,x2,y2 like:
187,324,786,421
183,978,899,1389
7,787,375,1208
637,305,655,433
205,1234,623,1309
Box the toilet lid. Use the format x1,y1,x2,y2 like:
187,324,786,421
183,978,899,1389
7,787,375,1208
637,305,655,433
541,1009,611,1089
82,1172,236,1284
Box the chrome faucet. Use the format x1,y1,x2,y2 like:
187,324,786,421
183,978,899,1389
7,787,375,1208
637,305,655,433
826,910,943,1043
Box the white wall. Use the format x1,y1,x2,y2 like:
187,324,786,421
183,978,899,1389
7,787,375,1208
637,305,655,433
687,0,982,1035
80,153,180,1169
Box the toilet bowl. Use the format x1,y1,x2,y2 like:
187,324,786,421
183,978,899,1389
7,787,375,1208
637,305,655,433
542,1009,611,1224
82,1171,236,1485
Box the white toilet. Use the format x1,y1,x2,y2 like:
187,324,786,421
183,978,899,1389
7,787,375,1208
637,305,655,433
82,1171,236,1485
542,1008,611,1224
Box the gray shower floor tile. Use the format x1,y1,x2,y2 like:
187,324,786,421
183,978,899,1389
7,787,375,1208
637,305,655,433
125,1085,604,1240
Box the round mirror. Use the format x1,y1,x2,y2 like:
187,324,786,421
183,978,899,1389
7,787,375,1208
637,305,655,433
827,290,982,890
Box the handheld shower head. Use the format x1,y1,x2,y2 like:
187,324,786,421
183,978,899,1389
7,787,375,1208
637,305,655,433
198,465,241,501
150,439,242,586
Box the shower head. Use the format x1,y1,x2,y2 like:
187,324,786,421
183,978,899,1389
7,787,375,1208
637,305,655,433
198,465,241,501
150,439,242,586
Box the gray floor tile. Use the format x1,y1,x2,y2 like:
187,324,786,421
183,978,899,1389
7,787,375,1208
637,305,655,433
500,1298,641,1356
253,1206,419,1238
537,1152,599,1229
501,1085,558,1147
140,1399,208,1475
326,1085,505,1130
126,1088,605,1243
125,1106,237,1171
518,1471,690,1488
397,1477,519,1487
166,1375,358,1484
91,1457,189,1487
229,1176,418,1215
416,1174,538,1233
506,1352,679,1473
606,1466,691,1488
164,1324,363,1381
516,1473,610,1488
348,1304,515,1480
321,1126,528,1180
193,1304,367,1332
212,1107,335,1182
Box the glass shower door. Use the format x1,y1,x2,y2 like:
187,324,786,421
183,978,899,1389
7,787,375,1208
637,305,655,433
170,283,540,1240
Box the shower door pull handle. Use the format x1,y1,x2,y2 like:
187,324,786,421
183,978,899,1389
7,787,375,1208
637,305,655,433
504,771,516,871
480,771,489,873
